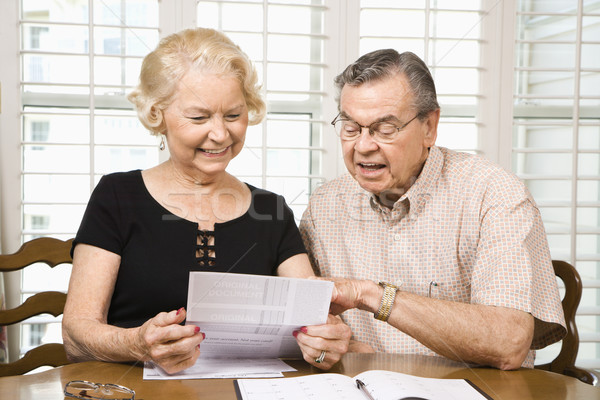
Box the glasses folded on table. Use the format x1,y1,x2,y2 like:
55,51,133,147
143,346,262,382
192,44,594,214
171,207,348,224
64,380,135,400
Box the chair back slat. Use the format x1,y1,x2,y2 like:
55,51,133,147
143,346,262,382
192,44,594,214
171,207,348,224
535,260,599,386
0,238,73,272
0,291,67,325
0,237,73,376
0,344,70,376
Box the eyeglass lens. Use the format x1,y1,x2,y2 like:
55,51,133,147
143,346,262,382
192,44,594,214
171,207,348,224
334,120,399,142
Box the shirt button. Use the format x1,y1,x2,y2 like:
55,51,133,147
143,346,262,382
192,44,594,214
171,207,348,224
394,234,401,241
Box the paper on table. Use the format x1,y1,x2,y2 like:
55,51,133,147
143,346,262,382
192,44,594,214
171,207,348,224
143,358,295,380
186,272,333,359
143,272,333,380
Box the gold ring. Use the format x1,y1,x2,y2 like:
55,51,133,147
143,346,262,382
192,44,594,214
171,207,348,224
315,350,326,363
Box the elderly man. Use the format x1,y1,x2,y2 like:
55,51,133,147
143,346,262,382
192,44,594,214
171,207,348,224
299,49,566,370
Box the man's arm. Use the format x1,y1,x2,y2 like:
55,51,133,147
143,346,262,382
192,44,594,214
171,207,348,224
331,279,533,370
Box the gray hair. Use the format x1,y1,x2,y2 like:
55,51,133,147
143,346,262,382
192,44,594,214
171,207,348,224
334,49,439,119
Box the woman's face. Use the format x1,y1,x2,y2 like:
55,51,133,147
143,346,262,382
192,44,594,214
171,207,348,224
163,69,249,182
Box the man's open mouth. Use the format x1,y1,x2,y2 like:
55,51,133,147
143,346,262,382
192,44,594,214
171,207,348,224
358,162,385,171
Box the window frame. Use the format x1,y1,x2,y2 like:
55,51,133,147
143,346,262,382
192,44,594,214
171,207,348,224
0,0,24,363
1,0,599,368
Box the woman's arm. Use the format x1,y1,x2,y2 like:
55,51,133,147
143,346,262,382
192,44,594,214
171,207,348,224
62,243,204,374
275,253,314,278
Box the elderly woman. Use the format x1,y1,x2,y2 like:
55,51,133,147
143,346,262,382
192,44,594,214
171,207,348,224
62,28,350,374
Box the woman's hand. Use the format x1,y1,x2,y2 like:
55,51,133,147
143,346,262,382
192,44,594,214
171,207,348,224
136,307,205,374
293,314,351,370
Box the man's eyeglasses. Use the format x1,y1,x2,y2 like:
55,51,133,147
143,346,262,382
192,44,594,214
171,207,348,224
331,113,420,144
64,380,135,400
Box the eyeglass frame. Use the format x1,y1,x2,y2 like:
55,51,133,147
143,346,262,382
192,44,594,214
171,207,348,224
330,112,421,143
64,380,136,400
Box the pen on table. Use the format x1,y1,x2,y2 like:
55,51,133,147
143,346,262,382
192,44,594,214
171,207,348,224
356,379,376,400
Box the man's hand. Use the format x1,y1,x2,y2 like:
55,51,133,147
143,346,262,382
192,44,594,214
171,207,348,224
329,279,376,315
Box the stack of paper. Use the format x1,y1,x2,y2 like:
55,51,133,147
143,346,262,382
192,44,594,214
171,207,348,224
143,272,333,380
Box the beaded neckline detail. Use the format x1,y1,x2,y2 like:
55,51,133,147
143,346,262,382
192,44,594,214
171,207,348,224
196,229,216,267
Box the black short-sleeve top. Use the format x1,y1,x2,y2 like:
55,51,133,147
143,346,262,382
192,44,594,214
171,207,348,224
72,170,306,328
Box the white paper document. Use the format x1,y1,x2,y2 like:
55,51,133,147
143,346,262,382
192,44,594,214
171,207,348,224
186,271,333,359
143,272,333,380
143,358,295,380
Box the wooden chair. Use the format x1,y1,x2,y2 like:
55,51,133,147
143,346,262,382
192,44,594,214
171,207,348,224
535,260,599,385
0,237,74,376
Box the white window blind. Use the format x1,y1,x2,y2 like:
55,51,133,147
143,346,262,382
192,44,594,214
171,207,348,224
513,0,600,369
3,0,599,370
18,0,160,359
358,0,600,370
359,0,486,154
11,0,330,361
196,0,328,219
21,0,160,241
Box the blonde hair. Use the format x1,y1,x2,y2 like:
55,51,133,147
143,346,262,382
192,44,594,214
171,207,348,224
128,28,265,135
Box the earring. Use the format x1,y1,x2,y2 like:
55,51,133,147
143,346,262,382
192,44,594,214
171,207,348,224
159,135,165,151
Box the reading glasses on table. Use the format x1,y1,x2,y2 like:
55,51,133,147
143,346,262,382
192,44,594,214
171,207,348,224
64,380,135,400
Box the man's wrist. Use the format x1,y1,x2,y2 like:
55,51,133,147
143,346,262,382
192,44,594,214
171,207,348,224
356,280,382,313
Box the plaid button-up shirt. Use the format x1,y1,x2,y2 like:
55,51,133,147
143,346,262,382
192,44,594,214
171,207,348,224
300,146,566,367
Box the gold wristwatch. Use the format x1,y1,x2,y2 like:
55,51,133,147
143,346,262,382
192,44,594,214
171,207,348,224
374,281,400,322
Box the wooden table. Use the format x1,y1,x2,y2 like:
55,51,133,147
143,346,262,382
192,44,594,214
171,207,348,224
1,354,599,399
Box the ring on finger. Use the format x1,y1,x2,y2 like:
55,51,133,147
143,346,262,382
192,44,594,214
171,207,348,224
314,350,326,363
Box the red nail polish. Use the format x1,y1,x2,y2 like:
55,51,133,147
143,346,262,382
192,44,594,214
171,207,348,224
293,330,299,338
194,326,200,333
176,307,184,315
202,332,206,340
300,326,308,334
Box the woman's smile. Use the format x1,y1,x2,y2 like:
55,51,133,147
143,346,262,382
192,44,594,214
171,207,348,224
197,146,231,157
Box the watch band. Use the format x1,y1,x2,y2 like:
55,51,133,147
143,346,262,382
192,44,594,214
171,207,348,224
374,281,400,321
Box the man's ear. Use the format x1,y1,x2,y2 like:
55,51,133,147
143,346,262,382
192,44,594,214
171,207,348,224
423,108,440,147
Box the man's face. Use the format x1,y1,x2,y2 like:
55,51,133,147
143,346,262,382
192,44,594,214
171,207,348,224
339,72,439,204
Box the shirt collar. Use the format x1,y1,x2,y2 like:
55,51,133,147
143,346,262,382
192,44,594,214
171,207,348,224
368,146,443,218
